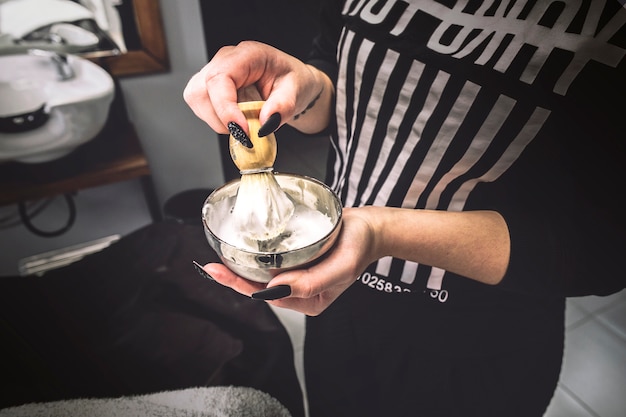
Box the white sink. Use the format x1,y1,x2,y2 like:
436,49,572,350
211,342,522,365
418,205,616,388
0,52,114,163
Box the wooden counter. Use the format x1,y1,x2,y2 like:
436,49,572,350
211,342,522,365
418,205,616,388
0,119,161,221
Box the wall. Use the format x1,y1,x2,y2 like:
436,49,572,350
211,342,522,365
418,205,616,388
0,2,217,276
119,0,224,208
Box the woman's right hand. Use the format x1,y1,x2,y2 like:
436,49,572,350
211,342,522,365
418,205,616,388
183,41,333,137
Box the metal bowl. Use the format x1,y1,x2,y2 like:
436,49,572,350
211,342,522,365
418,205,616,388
202,173,343,283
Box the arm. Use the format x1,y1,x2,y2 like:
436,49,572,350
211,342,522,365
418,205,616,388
366,207,510,285
201,206,511,316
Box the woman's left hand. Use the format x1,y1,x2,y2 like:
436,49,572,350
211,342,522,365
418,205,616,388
198,207,379,316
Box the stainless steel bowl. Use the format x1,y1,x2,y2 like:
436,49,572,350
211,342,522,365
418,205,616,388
202,173,343,283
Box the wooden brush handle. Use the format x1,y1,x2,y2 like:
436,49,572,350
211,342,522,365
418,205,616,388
229,101,277,172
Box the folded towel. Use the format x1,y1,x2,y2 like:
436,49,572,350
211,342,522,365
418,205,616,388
0,386,292,417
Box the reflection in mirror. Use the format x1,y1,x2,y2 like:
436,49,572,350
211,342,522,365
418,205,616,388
0,0,169,77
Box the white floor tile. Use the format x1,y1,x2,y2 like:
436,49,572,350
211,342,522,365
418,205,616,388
596,299,626,342
544,386,596,417
269,305,309,417
566,299,590,329
569,290,626,315
559,317,626,417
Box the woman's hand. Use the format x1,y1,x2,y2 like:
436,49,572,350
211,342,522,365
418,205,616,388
183,41,334,137
197,206,511,316
199,207,380,316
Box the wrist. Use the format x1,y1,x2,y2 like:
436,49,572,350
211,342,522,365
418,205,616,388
293,88,323,121
288,65,334,134
349,206,394,262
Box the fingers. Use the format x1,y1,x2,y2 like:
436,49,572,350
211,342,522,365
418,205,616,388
184,42,278,135
261,253,358,316
183,67,246,135
262,209,377,314
201,263,267,296
183,41,322,138
195,261,346,316
193,208,376,316
265,266,356,316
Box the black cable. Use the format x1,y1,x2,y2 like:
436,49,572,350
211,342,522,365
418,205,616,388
18,194,77,238
0,199,54,230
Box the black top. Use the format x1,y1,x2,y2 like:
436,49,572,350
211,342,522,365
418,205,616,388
307,0,626,299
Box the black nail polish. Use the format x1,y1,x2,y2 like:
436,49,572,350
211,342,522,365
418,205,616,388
258,113,281,137
193,261,215,281
227,122,253,148
251,285,291,300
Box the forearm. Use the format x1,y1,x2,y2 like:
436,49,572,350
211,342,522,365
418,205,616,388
287,65,335,134
362,206,511,285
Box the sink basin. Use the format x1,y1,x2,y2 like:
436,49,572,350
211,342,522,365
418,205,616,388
0,52,114,163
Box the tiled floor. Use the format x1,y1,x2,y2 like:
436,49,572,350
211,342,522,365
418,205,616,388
544,290,626,417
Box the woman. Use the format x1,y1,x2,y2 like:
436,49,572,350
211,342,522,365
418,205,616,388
184,1,626,415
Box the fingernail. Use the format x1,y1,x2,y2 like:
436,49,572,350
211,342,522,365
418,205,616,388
193,261,215,281
258,113,281,137
227,122,253,148
251,285,291,300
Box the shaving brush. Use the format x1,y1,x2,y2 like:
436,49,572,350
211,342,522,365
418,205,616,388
228,101,277,173
228,100,295,243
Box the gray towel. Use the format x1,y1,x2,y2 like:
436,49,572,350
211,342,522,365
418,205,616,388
0,386,292,417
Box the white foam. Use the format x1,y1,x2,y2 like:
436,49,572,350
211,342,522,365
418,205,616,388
213,199,334,253
230,172,295,241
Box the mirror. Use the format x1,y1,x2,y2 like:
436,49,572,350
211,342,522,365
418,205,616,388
95,0,169,77
0,0,169,77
